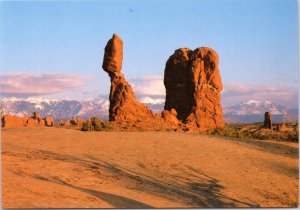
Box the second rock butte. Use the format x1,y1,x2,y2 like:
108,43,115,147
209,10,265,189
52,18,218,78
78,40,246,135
164,47,224,131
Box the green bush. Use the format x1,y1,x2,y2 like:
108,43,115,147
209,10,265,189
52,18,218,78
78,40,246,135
81,117,114,131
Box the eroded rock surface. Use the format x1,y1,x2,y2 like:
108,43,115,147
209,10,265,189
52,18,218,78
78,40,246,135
102,34,157,127
2,113,55,128
102,34,123,75
164,47,224,131
45,116,54,126
2,115,24,128
102,34,224,132
263,112,273,130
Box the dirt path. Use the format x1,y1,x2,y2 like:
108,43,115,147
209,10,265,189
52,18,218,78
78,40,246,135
1,127,298,207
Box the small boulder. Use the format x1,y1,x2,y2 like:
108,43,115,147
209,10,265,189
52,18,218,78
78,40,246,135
64,120,71,126
26,118,36,127
278,123,287,132
77,118,86,127
70,116,77,125
38,118,45,126
45,116,54,126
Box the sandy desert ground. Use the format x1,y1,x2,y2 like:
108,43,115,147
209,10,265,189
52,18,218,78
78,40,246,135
1,127,299,208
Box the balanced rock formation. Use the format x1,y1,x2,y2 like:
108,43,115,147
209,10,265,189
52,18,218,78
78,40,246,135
263,112,272,130
102,34,156,126
164,47,224,131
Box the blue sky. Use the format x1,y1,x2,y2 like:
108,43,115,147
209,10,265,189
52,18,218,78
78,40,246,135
0,0,298,108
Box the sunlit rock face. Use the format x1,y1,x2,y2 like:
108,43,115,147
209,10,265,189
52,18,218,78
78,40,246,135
164,47,224,131
102,34,157,127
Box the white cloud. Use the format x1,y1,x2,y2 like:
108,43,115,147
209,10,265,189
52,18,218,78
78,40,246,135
1,73,90,97
129,75,165,96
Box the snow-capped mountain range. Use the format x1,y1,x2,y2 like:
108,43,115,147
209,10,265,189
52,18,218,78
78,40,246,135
223,100,291,115
0,96,110,121
0,97,298,123
223,100,298,123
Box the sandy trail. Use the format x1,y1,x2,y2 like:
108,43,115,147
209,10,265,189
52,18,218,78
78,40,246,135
1,127,298,208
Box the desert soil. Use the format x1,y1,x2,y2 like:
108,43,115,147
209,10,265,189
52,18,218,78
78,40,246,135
1,127,298,208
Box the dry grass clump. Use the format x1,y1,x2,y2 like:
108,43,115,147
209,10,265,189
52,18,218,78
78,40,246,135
81,117,114,131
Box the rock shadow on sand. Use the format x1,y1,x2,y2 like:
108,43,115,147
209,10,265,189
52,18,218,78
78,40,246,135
16,149,261,208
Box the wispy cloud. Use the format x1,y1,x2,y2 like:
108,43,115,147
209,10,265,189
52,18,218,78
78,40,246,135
1,73,90,97
222,83,298,108
129,75,165,96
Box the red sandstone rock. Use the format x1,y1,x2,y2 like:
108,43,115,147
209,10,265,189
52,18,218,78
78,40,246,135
2,115,25,128
278,123,287,132
102,34,156,126
26,118,36,127
263,112,272,130
77,118,86,128
164,47,224,131
45,116,54,126
23,116,29,125
32,112,40,120
70,116,77,125
102,34,123,75
161,109,179,128
64,120,71,126
38,119,45,126
101,34,224,132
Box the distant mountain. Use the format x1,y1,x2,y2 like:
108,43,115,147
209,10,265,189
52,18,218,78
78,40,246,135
140,97,165,113
1,97,297,123
0,96,109,121
223,100,298,123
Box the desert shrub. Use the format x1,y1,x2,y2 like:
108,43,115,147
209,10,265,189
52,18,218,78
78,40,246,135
207,123,299,142
81,117,114,131
207,124,240,138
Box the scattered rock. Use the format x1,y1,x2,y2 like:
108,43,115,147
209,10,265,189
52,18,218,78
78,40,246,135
77,118,86,127
32,112,41,120
278,123,287,132
70,116,77,125
38,118,46,126
2,115,25,128
45,116,54,126
2,112,56,128
263,112,272,130
26,118,36,127
64,120,71,127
